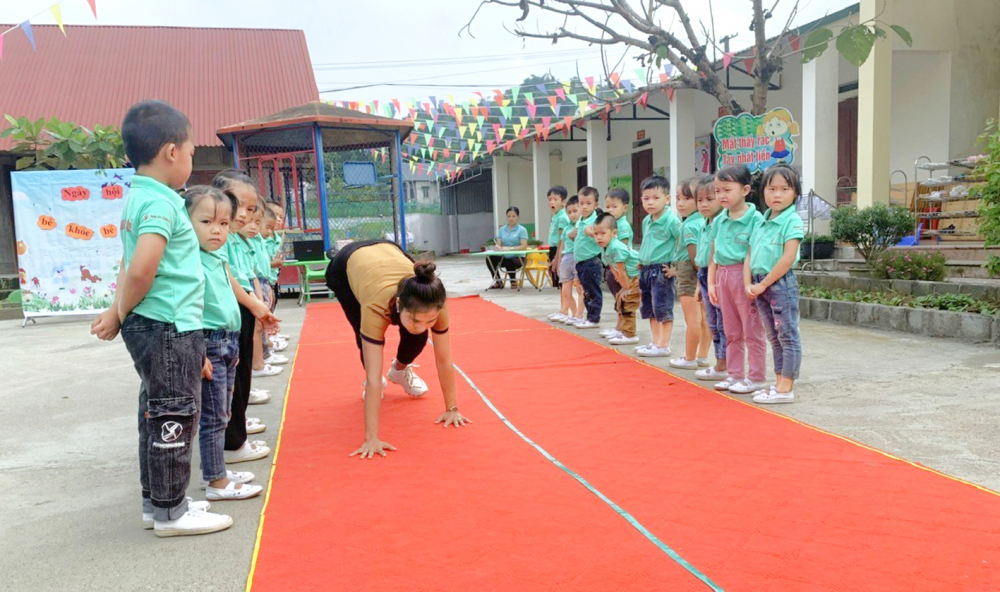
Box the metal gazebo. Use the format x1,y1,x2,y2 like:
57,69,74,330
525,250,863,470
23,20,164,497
217,101,414,251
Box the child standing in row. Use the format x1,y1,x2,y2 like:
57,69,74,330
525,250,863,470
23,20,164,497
552,196,585,324
693,177,729,382
593,212,641,346
745,164,804,404
636,176,680,357
599,188,633,341
91,100,232,536
184,186,263,502
266,201,290,352
546,186,570,292
670,178,712,370
256,207,287,368
707,165,766,394
570,187,603,330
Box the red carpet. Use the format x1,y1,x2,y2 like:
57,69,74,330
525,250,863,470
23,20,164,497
249,297,1000,592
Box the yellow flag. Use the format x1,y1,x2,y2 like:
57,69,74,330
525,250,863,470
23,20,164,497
468,122,478,135
50,4,66,36
561,80,572,94
458,125,467,138
519,116,529,127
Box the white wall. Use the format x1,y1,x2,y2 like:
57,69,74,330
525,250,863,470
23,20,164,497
406,211,498,255
504,157,536,229
890,51,953,176
407,213,451,255
456,212,494,252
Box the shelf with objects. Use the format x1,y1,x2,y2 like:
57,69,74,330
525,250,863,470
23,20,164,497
911,155,986,242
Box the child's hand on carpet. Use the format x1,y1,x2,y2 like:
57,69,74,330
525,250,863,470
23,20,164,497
351,438,397,459
435,410,472,428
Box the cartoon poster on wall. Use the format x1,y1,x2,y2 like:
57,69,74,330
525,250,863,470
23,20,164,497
12,168,134,319
695,136,713,175
713,107,799,172
608,155,632,192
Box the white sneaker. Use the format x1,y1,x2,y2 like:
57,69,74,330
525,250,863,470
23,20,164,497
549,313,568,322
246,418,266,434
547,312,564,320
224,441,270,464
251,365,282,378
637,345,671,357
575,320,600,329
270,339,288,352
248,389,271,405
753,387,795,404
634,342,654,352
153,507,233,538
263,353,288,365
200,470,255,490
696,358,711,367
275,333,290,340
143,497,210,529
362,377,388,400
599,328,619,338
729,378,768,395
386,360,429,397
206,481,264,501
562,316,582,325
696,368,729,381
714,376,740,391
608,334,639,345
669,358,699,369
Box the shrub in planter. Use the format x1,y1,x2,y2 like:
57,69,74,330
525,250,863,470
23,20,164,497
831,204,915,265
971,119,1000,277
800,233,835,259
870,251,947,281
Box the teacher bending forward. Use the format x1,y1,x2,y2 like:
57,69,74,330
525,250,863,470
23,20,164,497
325,240,471,459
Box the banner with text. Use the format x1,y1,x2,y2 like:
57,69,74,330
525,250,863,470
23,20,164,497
13,168,134,318
713,107,800,172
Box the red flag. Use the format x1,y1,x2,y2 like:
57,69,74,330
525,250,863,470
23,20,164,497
547,96,559,111
87,0,98,18
788,34,802,51
723,53,732,70
744,57,755,73
486,140,496,153
637,92,649,110
504,140,514,152
527,103,538,119
609,72,620,87
563,116,574,129
666,87,675,102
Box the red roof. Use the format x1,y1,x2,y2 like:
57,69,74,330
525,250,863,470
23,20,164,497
0,25,319,148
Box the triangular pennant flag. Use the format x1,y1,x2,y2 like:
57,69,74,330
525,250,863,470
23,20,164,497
788,34,802,51
541,116,551,128
561,80,572,94
554,88,566,101
438,127,447,138
585,76,595,92
600,109,609,124
498,115,507,127
666,87,675,102
504,140,514,152
476,115,485,127
458,124,467,137
519,116,529,128
637,92,650,109
468,122,478,135
20,21,37,52
535,83,548,94
510,86,520,103
443,148,450,159
467,138,475,150
744,57,755,73
634,67,647,82
524,92,534,105
621,79,634,93
492,123,502,139
513,124,522,137
563,116,574,129
87,0,98,18
426,120,434,133
500,106,513,120
609,72,621,87
664,64,676,78
50,5,66,36
547,96,559,111
454,107,463,125
723,53,733,70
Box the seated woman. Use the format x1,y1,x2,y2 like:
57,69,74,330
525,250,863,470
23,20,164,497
487,206,529,289
324,240,471,459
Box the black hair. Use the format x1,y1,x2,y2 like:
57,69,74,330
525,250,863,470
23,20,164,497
715,164,752,187
121,100,192,167
506,206,520,216
595,211,618,229
566,196,579,207
761,163,802,197
183,185,233,220
678,178,699,201
639,175,670,193
262,205,277,220
579,186,600,201
606,187,630,205
212,169,258,211
547,185,568,200
397,261,447,313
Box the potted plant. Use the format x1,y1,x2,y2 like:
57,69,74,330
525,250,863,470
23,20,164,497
800,233,835,260
831,204,915,276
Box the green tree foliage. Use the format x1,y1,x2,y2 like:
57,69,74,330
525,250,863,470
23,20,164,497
1,115,126,171
831,204,915,265
971,119,1000,277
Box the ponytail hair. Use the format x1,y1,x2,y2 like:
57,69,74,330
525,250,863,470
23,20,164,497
397,260,446,312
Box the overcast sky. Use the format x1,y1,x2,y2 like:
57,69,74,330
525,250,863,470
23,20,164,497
4,0,855,105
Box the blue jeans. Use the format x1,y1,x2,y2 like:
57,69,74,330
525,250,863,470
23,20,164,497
639,265,674,322
201,329,239,483
698,268,726,361
753,271,802,380
121,314,204,521
575,256,603,323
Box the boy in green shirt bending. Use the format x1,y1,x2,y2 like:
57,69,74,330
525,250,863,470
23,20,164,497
593,212,641,346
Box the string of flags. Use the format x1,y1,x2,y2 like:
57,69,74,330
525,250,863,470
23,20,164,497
341,33,805,183
1,0,98,60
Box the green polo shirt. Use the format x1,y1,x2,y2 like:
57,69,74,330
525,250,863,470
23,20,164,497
616,216,634,248
199,249,241,331
676,212,705,263
561,223,576,254
601,238,639,278
711,203,764,266
120,175,204,332
637,210,681,265
252,235,272,278
694,216,716,268
266,234,281,283
573,211,602,261
223,235,255,291
749,206,804,275
548,208,570,246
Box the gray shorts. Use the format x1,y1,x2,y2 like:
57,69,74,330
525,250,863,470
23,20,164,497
559,254,577,281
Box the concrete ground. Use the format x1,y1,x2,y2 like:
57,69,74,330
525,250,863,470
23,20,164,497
2,254,998,591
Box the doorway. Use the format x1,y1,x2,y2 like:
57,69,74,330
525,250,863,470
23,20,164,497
837,97,858,205
631,149,653,243
576,164,588,192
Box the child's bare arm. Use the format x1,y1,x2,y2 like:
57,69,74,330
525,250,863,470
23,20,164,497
229,269,281,329
117,234,167,322
91,264,126,340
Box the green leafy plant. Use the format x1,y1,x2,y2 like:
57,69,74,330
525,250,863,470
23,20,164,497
972,118,1000,277
870,251,947,281
800,286,999,316
803,233,834,243
1,115,127,171
831,204,916,265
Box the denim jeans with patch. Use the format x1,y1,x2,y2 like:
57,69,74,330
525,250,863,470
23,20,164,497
121,314,204,521
575,256,604,323
201,329,239,483
753,271,802,380
639,265,675,322
698,268,726,361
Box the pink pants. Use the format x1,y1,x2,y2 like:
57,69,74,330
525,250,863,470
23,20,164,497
716,264,766,382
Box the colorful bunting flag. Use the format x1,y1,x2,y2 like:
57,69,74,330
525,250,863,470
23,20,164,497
87,0,98,18
20,21,37,52
723,53,733,70
743,57,755,73
50,5,66,36
554,88,566,101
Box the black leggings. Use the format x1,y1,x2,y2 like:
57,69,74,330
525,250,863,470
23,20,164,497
225,302,255,450
325,240,429,368
486,255,523,281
